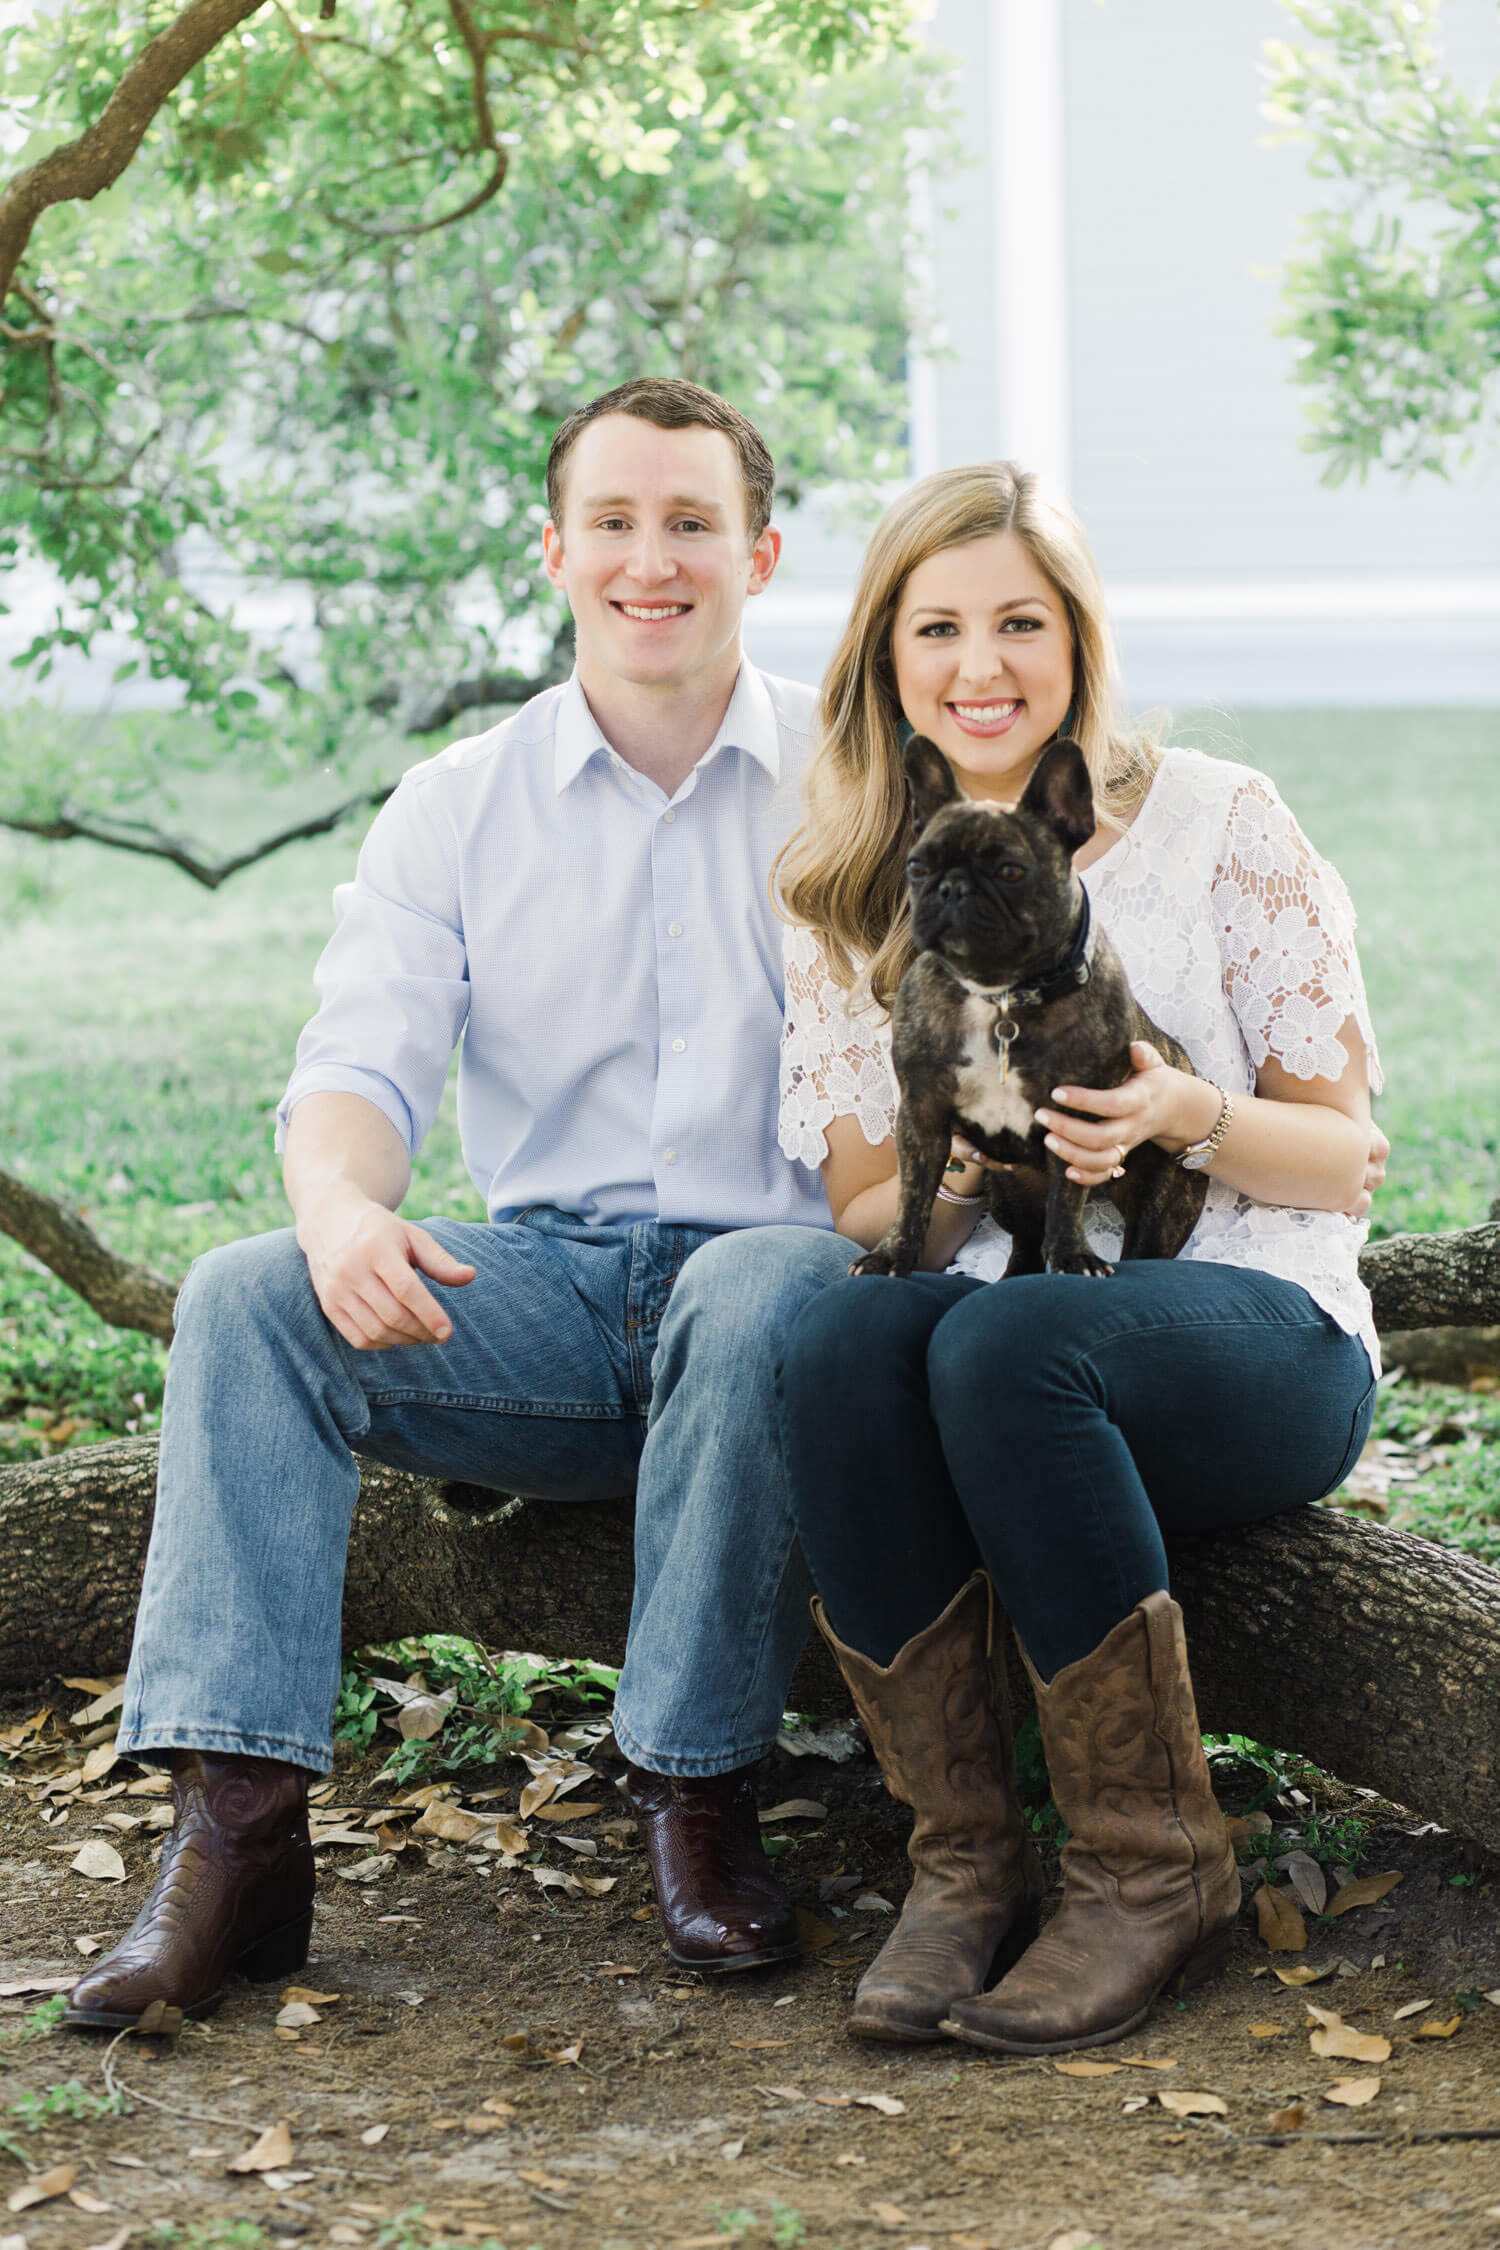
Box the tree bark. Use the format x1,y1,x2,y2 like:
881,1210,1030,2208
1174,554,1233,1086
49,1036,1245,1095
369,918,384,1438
1362,1223,1500,1333
4,1434,1500,1852
0,1166,177,1343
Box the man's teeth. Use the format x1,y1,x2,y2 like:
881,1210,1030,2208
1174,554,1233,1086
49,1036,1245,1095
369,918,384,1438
952,701,1019,721
619,603,690,620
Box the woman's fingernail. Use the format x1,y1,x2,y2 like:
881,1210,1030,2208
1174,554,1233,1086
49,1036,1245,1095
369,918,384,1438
1045,1134,1063,1153
1066,1167,1083,1181
1052,1088,1067,1102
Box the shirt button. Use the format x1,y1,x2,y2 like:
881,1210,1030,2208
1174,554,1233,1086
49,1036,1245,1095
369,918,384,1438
672,1037,686,1053
664,1149,679,1165
668,922,683,938
663,809,676,824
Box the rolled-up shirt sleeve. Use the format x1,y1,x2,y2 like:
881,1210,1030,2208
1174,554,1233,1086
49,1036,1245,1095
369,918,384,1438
274,774,470,1159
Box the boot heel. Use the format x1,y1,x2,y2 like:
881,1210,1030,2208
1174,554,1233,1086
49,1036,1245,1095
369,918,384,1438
236,1910,313,1984
1169,1923,1232,1996
988,1894,1044,1983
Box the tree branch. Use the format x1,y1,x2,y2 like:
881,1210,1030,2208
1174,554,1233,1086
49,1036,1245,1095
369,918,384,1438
0,1166,178,1343
0,785,394,889
0,0,272,309
320,0,508,242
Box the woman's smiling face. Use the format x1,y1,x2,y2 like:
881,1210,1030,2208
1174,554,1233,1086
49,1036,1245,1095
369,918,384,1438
890,530,1075,801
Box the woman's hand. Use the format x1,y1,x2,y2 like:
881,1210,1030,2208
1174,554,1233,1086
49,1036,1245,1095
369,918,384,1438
1345,1120,1390,1222
1034,1040,1204,1188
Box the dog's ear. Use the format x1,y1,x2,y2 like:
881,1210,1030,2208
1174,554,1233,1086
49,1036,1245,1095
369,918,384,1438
903,735,961,833
1019,738,1095,853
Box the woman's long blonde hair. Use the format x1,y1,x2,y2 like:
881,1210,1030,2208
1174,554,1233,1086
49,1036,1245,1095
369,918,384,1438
775,461,1160,1012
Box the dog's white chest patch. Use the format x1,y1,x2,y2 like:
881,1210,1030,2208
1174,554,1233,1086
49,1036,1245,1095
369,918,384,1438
952,996,1036,1140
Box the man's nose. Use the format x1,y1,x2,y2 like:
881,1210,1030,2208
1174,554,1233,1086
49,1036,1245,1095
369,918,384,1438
625,532,674,583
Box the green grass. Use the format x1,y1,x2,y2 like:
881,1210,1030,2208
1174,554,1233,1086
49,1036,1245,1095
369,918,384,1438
1,707,1497,1510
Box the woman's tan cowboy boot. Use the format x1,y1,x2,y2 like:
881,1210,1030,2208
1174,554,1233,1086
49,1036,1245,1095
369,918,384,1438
62,1751,314,2030
941,1590,1240,2055
813,1572,1044,2043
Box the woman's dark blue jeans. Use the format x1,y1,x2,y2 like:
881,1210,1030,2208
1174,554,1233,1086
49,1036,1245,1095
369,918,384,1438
775,1260,1376,1682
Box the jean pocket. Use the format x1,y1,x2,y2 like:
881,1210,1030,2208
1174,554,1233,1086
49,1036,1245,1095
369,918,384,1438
1318,1374,1378,1499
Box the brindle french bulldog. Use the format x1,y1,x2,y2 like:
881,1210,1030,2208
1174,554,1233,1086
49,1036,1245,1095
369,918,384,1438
852,735,1207,1280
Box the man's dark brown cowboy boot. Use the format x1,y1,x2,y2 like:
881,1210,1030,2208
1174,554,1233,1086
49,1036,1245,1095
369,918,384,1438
813,1572,1044,2042
624,1762,801,1972
63,1751,314,2030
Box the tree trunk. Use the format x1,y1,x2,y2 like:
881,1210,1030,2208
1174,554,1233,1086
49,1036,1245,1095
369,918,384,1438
4,1435,1500,1852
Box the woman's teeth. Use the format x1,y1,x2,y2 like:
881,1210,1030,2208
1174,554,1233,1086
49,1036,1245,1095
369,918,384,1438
951,701,1019,721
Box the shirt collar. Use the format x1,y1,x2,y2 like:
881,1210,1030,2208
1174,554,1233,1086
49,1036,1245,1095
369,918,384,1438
553,661,782,796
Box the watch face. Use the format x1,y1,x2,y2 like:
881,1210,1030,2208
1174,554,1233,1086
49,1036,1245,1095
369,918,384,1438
1180,1149,1210,1172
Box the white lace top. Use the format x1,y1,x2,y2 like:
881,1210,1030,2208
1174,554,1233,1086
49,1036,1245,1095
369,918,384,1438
779,748,1383,1375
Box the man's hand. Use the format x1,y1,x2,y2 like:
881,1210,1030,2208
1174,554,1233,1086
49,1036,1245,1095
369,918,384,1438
297,1197,476,1351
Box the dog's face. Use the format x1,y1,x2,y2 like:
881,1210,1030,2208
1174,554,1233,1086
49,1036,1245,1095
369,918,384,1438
902,734,1095,984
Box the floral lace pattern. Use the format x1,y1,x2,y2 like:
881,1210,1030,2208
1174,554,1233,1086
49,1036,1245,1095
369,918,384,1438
778,748,1382,1372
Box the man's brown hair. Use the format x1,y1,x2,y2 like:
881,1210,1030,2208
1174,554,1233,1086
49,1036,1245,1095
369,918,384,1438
546,377,776,540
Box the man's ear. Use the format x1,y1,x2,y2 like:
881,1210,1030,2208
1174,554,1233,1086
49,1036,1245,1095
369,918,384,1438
902,735,961,833
1018,738,1095,853
542,520,567,593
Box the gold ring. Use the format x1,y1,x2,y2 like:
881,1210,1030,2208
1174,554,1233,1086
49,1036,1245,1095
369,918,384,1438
1115,1143,1128,1166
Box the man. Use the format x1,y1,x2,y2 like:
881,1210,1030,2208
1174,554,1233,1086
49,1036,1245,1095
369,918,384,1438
65,377,856,2031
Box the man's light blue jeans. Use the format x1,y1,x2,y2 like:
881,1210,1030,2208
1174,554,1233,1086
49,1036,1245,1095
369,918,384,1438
116,1210,854,1778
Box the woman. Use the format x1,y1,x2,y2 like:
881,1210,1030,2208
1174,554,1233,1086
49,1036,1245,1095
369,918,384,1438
772,462,1382,2057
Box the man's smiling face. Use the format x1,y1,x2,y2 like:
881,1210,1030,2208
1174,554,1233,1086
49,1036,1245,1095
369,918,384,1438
543,414,780,694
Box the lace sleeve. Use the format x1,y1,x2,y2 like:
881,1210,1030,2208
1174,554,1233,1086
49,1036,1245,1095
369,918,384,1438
779,921,898,1168
1211,777,1383,1092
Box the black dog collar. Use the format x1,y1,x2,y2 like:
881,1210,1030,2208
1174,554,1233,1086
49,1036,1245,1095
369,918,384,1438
951,886,1097,1012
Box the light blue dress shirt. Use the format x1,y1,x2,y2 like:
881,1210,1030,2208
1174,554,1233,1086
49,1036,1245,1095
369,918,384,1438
274,663,833,1235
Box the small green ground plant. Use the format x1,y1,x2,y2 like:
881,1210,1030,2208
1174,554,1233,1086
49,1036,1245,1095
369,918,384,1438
334,1633,619,1784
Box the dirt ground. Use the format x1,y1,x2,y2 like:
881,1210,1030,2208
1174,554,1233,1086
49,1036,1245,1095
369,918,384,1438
5,1705,1500,2250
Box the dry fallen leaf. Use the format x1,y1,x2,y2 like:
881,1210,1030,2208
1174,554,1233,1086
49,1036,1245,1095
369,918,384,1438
1157,2090,1228,2117
1248,2023,1289,2039
8,2166,79,2213
1253,1885,1307,1953
1325,1870,1404,1917
516,2169,572,2194
1118,2055,1178,2071
226,2122,295,2174
1272,1960,1338,1987
336,1853,395,1884
729,2038,794,2051
1392,1998,1436,2021
413,1802,487,1846
1054,2059,1124,2077
275,2001,321,2030
795,1909,840,1951
758,1799,827,1823
1047,2234,1106,2250
74,1936,105,1957
1268,2102,1305,2132
67,2190,113,2215
1305,2004,1391,2063
396,1692,455,1742
79,1741,120,1787
871,2206,910,2230
1325,2076,1381,2107
853,2092,905,2116
0,1976,75,1997
719,2138,745,2160
1415,2015,1462,2040
359,2125,390,2147
1281,1850,1328,1917
81,2228,132,2250
70,1839,127,1882
281,1986,340,2006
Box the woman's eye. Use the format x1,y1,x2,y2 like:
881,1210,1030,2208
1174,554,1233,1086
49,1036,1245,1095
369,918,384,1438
1001,616,1042,632
916,622,956,637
